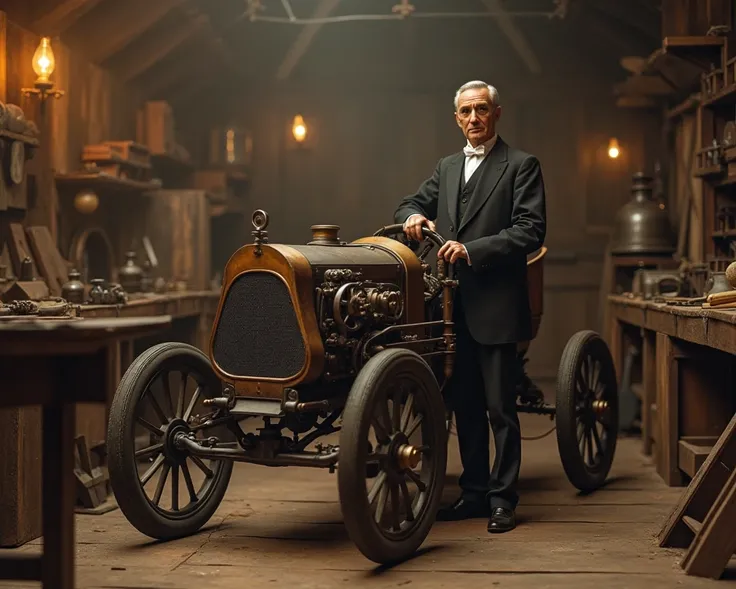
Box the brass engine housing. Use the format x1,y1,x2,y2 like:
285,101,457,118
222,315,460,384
208,229,425,401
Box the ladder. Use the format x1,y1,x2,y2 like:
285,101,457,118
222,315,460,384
657,412,736,579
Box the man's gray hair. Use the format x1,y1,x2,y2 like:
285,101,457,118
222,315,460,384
453,80,500,111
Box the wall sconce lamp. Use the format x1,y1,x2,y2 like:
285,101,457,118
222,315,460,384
607,137,621,159
21,37,65,101
292,114,307,143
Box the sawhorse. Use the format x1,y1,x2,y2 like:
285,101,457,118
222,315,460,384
658,412,736,579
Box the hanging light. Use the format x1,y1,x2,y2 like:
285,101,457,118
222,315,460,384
292,115,307,142
608,138,621,159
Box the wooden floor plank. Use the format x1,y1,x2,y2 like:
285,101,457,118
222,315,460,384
2,416,735,588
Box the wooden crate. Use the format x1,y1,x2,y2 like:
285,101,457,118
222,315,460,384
141,190,212,291
136,101,175,156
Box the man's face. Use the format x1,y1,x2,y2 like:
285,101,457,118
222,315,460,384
455,87,500,146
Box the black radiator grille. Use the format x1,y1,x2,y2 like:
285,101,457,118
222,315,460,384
212,271,306,379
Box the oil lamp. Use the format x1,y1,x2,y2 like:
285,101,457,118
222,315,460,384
22,37,65,100
292,115,307,143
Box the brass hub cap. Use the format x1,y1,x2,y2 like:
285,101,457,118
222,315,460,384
592,399,609,415
396,444,421,470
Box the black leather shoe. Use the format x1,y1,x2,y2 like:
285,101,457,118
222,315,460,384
436,497,489,521
487,507,516,533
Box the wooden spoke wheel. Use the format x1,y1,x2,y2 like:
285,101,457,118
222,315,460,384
555,330,619,492
338,348,447,565
107,342,234,540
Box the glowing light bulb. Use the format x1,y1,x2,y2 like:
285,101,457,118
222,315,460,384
608,138,620,159
292,115,307,142
32,37,56,82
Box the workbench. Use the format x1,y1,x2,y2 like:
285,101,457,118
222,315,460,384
607,294,736,486
75,291,219,453
0,316,171,589
0,290,220,548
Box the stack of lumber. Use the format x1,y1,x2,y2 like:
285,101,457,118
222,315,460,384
702,289,736,308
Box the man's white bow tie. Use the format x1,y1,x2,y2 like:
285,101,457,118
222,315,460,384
463,145,485,157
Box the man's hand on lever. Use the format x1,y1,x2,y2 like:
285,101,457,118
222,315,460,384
437,240,469,264
402,214,436,242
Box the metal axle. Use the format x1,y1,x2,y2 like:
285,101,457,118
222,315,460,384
175,434,340,468
516,402,556,416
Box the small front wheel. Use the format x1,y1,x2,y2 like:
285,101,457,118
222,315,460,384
107,342,234,540
338,348,447,565
555,330,619,492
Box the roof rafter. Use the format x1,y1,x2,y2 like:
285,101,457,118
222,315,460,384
66,0,183,64
275,0,341,80
480,0,542,74
31,0,103,37
111,10,209,81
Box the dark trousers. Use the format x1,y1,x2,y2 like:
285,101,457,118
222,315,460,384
449,295,521,511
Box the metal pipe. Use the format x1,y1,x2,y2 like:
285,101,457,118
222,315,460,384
176,434,340,468
251,11,560,25
280,0,296,21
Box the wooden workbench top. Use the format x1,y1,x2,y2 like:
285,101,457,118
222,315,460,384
608,294,736,354
78,289,220,319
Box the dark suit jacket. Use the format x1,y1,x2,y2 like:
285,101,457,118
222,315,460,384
394,136,546,346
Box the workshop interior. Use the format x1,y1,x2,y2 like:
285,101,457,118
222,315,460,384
0,1,734,588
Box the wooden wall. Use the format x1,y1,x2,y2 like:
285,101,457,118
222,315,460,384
669,112,703,263
0,14,143,546
181,79,663,379
0,10,141,251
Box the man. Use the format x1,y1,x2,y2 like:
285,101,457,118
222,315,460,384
393,80,546,533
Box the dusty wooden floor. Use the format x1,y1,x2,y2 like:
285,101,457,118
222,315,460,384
4,412,736,588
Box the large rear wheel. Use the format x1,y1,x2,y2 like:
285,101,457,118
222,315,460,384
338,348,447,565
555,330,619,492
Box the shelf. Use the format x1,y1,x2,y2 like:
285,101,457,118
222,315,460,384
694,164,724,178
55,171,162,194
0,129,39,147
151,153,194,175
666,93,701,119
638,48,704,97
703,83,736,107
663,35,726,69
717,175,736,187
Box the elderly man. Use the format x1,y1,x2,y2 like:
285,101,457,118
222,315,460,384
393,80,546,533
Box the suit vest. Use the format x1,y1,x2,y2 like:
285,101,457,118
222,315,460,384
457,155,491,223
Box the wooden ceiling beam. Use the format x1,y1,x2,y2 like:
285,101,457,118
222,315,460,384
112,12,209,81
141,40,218,98
589,0,660,42
69,0,183,64
31,0,103,37
275,0,341,80
580,2,653,57
480,0,542,74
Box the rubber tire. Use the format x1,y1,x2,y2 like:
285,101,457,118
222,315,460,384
107,342,234,540
555,330,619,493
338,348,447,565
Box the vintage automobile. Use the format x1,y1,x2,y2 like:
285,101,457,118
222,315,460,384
107,210,618,565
